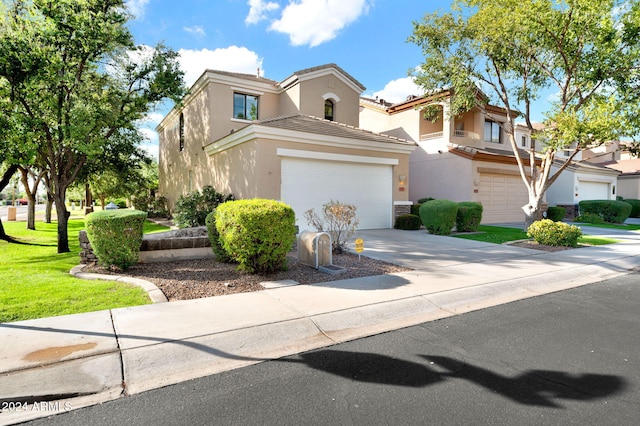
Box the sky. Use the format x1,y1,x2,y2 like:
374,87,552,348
125,0,548,158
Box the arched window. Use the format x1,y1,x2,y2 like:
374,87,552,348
324,99,334,121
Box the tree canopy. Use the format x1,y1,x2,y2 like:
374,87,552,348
0,0,185,252
410,0,640,226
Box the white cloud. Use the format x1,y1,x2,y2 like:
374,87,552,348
269,0,370,47
125,0,150,19
184,25,206,38
178,46,264,87
246,0,280,25
370,76,422,104
138,128,159,159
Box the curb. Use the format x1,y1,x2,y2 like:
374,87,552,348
69,265,168,303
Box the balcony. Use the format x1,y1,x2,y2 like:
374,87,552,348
420,130,480,142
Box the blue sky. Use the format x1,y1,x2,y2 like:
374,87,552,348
125,0,548,158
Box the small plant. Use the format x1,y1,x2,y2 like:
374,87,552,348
417,197,435,204
456,202,483,232
85,209,148,270
304,200,359,253
546,206,566,222
394,214,422,230
419,199,458,235
215,199,296,273
132,194,170,218
174,186,234,228
527,219,583,247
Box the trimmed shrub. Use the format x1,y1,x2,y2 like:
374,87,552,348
394,214,422,230
215,199,296,273
205,211,233,263
546,206,566,222
456,202,483,232
410,204,422,217
304,200,359,253
575,212,606,224
85,209,147,270
113,198,127,209
527,219,582,247
578,200,632,223
417,197,435,204
174,186,234,228
419,199,458,235
624,199,640,218
132,194,170,218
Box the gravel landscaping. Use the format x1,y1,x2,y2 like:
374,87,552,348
83,251,410,301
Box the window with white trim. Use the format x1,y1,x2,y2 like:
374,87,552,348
324,99,334,121
484,120,502,143
233,92,258,120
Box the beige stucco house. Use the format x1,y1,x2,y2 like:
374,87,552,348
360,92,537,223
156,64,416,230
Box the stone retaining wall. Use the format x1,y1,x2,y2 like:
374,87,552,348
79,227,213,265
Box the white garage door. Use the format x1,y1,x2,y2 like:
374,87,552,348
578,181,610,201
478,173,529,223
281,158,392,230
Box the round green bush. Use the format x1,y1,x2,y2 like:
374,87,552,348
575,212,605,224
215,199,296,273
527,219,583,247
205,211,233,263
394,214,422,230
456,202,483,232
624,199,640,218
419,199,458,235
546,206,566,222
85,209,147,270
578,200,632,223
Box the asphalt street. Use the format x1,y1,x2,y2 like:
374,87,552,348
23,272,640,426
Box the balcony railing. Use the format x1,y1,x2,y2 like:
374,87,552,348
420,130,480,142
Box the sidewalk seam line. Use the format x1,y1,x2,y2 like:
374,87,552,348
109,309,128,398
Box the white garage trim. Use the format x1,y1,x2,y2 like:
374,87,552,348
277,148,399,165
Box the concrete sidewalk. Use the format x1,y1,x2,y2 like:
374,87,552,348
2,225,640,425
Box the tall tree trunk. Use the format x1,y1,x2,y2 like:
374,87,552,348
54,184,71,253
0,165,20,241
19,167,37,230
45,195,53,223
523,193,545,230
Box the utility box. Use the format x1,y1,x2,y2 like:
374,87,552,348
298,231,332,269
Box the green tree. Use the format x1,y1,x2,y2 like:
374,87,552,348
410,0,640,228
0,0,185,252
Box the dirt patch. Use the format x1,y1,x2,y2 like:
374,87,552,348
83,252,410,301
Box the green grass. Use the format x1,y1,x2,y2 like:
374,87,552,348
570,222,640,231
0,218,169,323
453,225,528,244
453,225,620,246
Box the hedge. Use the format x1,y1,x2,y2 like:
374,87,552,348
623,199,640,218
85,209,147,270
205,211,233,263
419,199,458,235
546,206,566,222
456,202,483,232
215,199,296,273
394,214,422,230
578,200,632,223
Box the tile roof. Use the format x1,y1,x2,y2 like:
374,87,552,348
288,63,366,91
203,69,279,85
256,114,415,146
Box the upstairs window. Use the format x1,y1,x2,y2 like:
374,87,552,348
233,93,258,120
484,120,502,144
521,135,528,147
179,113,185,151
324,99,334,121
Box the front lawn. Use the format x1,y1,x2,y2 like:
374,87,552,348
0,219,168,323
453,225,619,246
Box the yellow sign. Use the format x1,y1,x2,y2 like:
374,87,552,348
355,238,364,253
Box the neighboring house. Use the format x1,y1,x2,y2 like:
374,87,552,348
579,141,640,200
156,64,416,230
360,92,537,223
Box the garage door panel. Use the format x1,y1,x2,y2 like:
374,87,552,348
281,158,392,230
479,173,528,223
578,181,610,201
